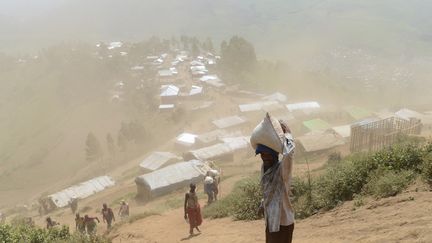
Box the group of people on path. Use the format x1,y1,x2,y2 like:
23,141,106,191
43,200,129,236
204,170,220,205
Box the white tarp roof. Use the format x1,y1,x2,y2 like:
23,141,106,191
190,66,207,72
159,104,175,109
189,85,203,96
262,92,288,102
158,69,173,77
331,125,351,138
108,41,123,50
139,152,181,171
200,75,220,82
286,102,320,112
212,116,247,129
48,176,115,208
298,131,345,152
176,133,197,146
221,136,251,151
239,101,280,113
136,160,210,191
190,60,205,66
187,143,233,161
395,108,424,121
160,85,180,97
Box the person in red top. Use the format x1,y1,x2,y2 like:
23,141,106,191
101,203,115,230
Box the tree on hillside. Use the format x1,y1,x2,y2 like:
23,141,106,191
219,36,257,84
106,133,116,158
85,132,103,162
203,37,215,53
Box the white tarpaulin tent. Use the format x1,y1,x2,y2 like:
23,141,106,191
239,101,279,113
139,152,182,171
221,136,251,151
175,133,198,147
189,85,203,96
212,116,247,129
262,92,288,103
47,176,115,208
160,85,180,97
184,143,233,162
135,160,210,199
286,102,320,112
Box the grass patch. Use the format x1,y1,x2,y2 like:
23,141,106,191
127,211,160,224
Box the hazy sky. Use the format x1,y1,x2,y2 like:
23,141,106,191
0,0,67,17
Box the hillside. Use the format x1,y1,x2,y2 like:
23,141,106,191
109,179,432,243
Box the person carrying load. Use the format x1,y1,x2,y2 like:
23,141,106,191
251,113,295,243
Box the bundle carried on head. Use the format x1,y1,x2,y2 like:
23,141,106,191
250,113,285,153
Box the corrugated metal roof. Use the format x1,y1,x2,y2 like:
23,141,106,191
286,102,320,112
135,160,210,191
48,176,115,208
212,116,247,129
139,152,181,171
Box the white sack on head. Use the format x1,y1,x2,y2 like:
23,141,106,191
250,113,285,153
208,169,219,177
204,176,214,184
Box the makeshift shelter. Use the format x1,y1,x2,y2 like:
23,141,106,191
45,176,115,209
190,101,214,112
135,160,211,200
286,102,320,112
184,143,234,162
262,92,288,103
212,116,247,129
175,133,198,147
221,136,250,151
395,108,424,121
239,101,280,113
139,152,182,171
189,85,203,96
196,130,229,146
297,131,345,153
160,85,179,104
159,104,175,112
344,107,373,121
158,69,173,78
331,125,351,138
303,118,331,132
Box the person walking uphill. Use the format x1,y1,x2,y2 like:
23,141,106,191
101,203,115,230
253,117,295,243
184,183,202,235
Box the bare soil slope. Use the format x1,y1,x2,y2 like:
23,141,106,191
110,184,432,243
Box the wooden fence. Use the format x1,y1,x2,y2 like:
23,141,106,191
350,117,422,152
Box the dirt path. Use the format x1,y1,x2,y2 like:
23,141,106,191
110,183,432,243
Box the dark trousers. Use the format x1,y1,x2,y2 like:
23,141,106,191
266,224,294,243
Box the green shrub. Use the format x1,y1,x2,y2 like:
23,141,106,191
0,224,109,243
232,178,262,221
364,169,414,198
421,152,432,186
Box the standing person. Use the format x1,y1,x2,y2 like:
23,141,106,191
101,203,115,230
75,213,86,234
46,216,59,229
84,215,100,235
204,174,214,205
70,198,78,214
255,121,295,243
118,200,129,220
184,183,202,235
211,172,219,202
